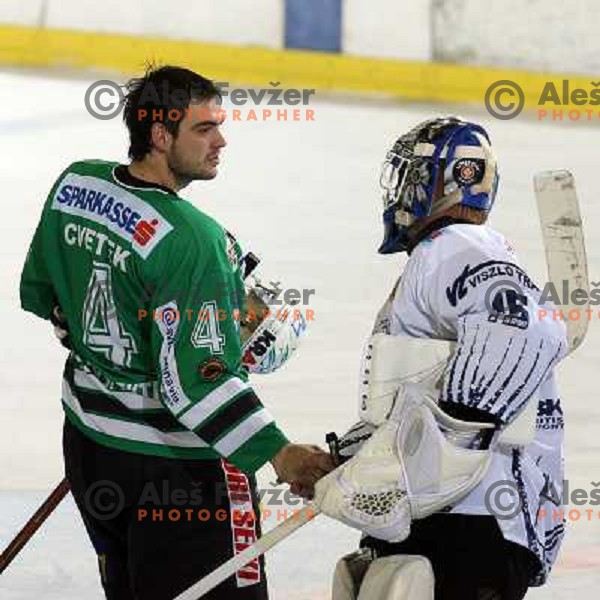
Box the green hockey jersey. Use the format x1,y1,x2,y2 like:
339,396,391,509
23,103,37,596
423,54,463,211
20,160,288,472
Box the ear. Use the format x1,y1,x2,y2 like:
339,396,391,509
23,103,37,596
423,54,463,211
150,122,172,153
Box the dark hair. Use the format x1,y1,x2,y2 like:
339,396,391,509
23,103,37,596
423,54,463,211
123,65,221,160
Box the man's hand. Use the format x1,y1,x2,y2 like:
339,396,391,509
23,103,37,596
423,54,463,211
271,444,334,499
50,306,71,349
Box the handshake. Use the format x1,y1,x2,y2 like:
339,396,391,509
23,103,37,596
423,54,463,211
49,303,336,498
271,443,336,499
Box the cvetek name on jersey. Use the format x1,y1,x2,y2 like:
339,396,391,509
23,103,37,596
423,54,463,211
64,222,131,273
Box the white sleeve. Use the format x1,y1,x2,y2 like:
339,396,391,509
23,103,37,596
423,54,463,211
390,225,567,425
442,312,565,425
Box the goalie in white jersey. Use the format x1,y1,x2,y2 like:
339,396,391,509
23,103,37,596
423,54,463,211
314,117,567,600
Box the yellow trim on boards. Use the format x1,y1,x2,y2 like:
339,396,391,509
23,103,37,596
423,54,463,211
0,24,597,114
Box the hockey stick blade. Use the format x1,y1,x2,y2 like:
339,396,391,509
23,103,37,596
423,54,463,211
535,170,589,353
173,506,320,600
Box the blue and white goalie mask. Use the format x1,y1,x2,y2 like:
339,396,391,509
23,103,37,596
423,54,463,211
378,116,499,254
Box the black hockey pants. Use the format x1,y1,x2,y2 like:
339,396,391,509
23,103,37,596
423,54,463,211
63,418,268,600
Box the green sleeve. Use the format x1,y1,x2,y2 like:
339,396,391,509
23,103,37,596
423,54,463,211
19,166,73,320
20,216,56,320
148,222,288,472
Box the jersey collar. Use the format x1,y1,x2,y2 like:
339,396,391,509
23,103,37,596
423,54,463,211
113,165,179,197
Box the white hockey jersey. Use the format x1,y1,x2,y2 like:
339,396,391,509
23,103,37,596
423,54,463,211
382,223,566,586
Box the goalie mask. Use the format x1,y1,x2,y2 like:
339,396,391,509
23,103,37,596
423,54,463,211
378,116,499,254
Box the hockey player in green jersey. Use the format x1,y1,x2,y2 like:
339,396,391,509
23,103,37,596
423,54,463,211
20,65,332,600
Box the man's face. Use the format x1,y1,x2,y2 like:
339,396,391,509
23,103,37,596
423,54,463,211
166,97,226,184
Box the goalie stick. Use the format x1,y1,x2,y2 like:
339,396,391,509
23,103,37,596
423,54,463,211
535,169,589,353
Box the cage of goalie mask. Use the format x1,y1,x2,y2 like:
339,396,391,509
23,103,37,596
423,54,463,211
378,117,499,254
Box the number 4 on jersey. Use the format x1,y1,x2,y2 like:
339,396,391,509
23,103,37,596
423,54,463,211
191,301,226,353
82,262,137,367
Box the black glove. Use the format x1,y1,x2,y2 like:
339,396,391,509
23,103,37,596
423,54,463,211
50,306,71,349
326,421,376,465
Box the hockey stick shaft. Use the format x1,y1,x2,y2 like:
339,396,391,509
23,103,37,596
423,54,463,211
174,505,320,600
0,477,70,575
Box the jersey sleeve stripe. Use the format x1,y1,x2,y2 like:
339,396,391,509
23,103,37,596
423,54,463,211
214,408,275,457
194,390,262,444
62,378,209,448
73,386,188,432
177,377,251,429
73,366,163,411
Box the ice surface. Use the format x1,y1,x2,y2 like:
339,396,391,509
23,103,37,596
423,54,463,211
1,70,599,598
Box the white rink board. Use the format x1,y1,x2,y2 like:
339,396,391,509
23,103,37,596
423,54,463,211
342,0,431,61
44,0,284,47
1,71,600,598
0,0,45,27
434,0,600,75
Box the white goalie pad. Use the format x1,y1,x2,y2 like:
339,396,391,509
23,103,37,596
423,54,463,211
315,383,493,542
332,551,434,600
358,333,451,426
358,555,434,600
332,549,373,600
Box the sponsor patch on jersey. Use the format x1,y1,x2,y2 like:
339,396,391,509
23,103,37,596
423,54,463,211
51,173,173,259
220,460,261,587
536,398,564,431
198,357,226,382
156,301,193,413
453,158,485,186
446,260,538,307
